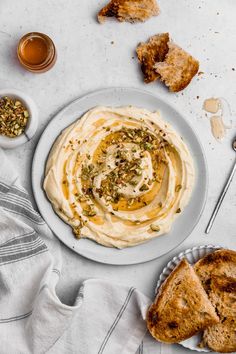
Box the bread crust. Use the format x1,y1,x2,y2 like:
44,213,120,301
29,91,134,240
147,259,219,343
202,276,236,353
154,43,199,92
136,33,169,83
98,0,160,23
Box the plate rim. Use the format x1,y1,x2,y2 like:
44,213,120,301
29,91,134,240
32,86,209,265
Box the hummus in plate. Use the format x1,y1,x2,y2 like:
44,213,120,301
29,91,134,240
44,106,195,248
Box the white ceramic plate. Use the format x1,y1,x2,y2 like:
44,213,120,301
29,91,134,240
32,87,208,265
156,245,222,352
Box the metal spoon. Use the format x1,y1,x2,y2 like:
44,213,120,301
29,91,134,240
205,137,236,234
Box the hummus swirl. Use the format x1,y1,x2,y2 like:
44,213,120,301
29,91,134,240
44,106,195,248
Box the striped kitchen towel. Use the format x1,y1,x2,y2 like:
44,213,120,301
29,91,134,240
0,148,151,354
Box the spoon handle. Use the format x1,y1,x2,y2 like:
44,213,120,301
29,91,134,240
205,158,236,234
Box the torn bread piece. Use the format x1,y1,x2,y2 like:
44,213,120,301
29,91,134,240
136,33,169,83
98,0,160,23
154,42,199,92
201,276,236,353
194,249,236,292
147,259,219,343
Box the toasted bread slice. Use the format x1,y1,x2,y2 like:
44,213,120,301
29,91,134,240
194,249,236,292
154,43,199,92
136,33,169,83
202,276,236,353
98,0,159,24
147,259,219,343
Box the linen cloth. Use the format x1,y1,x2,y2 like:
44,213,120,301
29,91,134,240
0,148,154,354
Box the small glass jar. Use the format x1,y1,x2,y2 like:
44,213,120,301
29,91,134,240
17,32,57,73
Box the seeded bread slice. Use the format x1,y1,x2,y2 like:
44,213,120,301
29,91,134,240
194,249,236,292
136,33,169,83
154,43,199,92
147,258,219,343
98,0,160,24
201,276,236,353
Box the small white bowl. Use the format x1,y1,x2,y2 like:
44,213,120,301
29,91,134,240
0,89,38,149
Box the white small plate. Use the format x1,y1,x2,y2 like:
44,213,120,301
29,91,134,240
0,89,38,149
156,245,222,352
32,87,208,265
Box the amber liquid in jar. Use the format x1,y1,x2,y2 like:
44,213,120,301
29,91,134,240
17,32,56,73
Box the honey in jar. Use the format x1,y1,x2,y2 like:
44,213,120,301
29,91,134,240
17,32,57,73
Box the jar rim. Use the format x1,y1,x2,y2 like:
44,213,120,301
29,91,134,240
17,32,56,71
